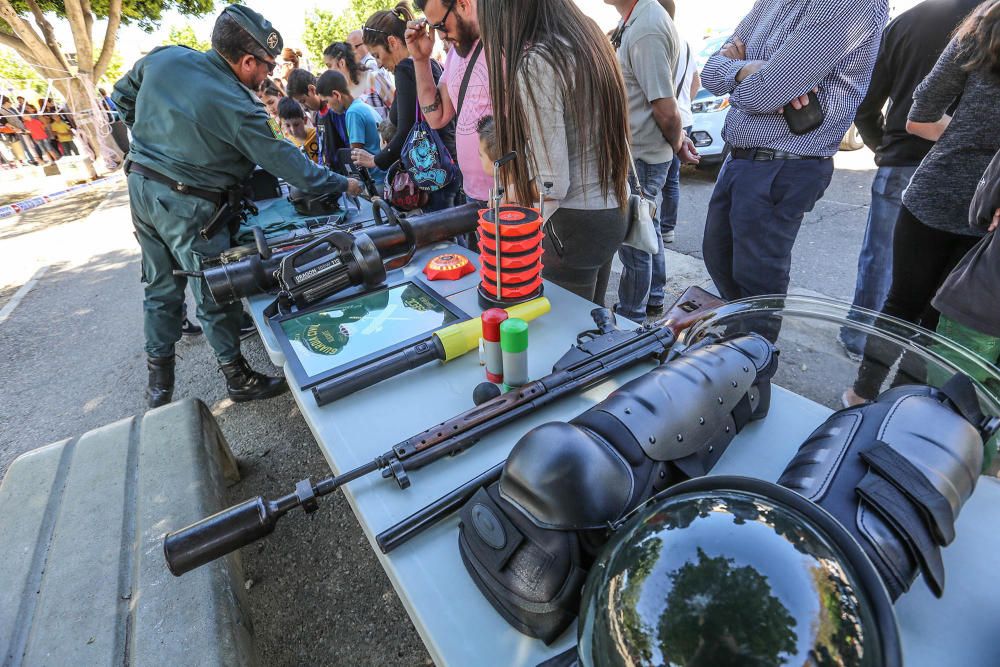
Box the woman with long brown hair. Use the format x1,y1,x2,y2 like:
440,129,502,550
352,1,459,211
478,0,630,304
844,0,1000,406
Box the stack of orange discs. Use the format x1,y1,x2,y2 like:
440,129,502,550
477,206,545,308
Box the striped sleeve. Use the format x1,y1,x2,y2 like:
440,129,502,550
731,0,883,113
701,0,769,96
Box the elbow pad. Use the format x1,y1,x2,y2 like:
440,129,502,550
778,375,989,600
458,334,778,643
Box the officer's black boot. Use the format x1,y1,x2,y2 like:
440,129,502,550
220,356,288,402
147,355,175,409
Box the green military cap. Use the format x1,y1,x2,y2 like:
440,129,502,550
222,4,283,58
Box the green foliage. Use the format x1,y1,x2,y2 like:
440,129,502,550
302,0,401,63
3,0,215,33
97,48,124,86
164,24,210,52
0,46,49,96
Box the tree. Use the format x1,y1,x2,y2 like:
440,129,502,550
164,24,208,52
0,0,214,165
96,45,122,87
1,44,47,94
302,0,401,63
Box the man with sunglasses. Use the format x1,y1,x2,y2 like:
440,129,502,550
113,4,363,409
406,0,492,209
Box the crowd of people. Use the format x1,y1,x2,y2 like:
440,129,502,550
241,0,1000,402
108,0,1000,406
0,94,80,169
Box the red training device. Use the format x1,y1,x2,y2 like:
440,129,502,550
423,253,475,281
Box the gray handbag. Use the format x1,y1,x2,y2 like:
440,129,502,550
622,143,659,254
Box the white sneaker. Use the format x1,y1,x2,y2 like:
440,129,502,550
663,230,675,243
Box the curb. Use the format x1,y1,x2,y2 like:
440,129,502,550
0,173,124,220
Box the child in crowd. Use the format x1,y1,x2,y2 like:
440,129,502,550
277,97,319,163
477,115,498,185
48,115,77,156
258,78,285,120
286,68,350,172
317,70,386,185
21,106,58,162
323,42,391,121
477,115,535,205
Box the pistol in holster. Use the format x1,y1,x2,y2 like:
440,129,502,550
199,186,259,241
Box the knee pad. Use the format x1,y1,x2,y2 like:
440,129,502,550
458,334,778,643
778,375,991,600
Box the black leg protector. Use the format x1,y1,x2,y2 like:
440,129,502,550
778,374,991,600
458,334,778,643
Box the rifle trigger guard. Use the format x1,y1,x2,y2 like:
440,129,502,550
295,479,319,513
389,459,411,490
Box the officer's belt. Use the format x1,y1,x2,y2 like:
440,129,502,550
125,160,225,206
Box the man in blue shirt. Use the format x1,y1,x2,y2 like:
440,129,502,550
317,70,387,186
700,0,888,304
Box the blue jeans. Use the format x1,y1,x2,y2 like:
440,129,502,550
838,165,917,355
617,158,671,321
703,155,834,301
649,133,688,308
656,126,689,236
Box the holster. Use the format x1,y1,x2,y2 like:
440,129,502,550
458,334,778,643
778,374,991,600
200,187,256,240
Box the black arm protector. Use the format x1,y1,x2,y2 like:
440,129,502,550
458,334,778,643
778,376,990,600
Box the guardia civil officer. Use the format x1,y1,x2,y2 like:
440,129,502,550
112,5,363,408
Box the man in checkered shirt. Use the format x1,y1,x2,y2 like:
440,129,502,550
700,0,888,303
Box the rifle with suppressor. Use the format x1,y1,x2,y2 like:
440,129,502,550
163,286,724,576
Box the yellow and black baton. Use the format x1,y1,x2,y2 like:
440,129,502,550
312,297,551,406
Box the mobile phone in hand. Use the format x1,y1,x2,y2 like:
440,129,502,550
783,91,824,135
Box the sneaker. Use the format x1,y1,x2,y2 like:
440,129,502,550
663,230,675,244
841,388,868,408
181,317,203,337
836,336,863,363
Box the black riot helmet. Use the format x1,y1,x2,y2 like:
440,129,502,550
578,476,902,667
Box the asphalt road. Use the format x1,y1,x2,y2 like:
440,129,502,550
0,148,878,665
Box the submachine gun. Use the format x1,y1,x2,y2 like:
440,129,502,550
176,201,482,314
163,286,726,575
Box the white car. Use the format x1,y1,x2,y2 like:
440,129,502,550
689,35,732,167
690,87,731,166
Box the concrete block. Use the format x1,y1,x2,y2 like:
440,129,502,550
0,399,258,666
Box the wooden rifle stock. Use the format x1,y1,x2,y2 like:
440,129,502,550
162,286,724,574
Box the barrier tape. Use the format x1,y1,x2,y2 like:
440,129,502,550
0,172,124,220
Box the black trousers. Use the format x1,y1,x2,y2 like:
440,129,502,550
853,206,979,398
542,206,628,306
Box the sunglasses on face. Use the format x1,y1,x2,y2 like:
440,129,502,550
429,1,456,31
244,50,277,74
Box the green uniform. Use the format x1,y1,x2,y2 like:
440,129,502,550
112,45,349,363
